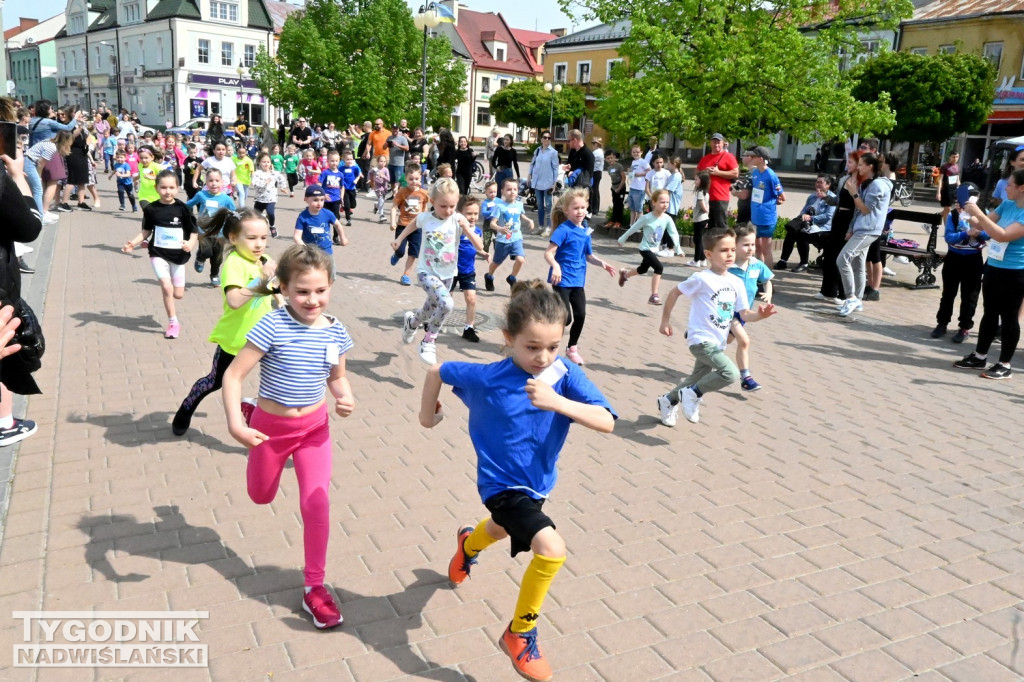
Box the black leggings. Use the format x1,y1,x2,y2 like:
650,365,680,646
611,191,625,224
780,227,810,264
975,264,1024,364
819,228,847,299
636,249,664,275
556,286,586,347
692,220,709,259
254,201,276,227
936,250,983,330
589,172,602,214
178,346,236,418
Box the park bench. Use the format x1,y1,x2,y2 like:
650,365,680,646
880,209,943,289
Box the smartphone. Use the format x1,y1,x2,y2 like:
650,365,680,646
0,122,17,159
956,183,976,208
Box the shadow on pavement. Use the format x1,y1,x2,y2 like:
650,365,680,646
65,410,244,456
82,242,128,255
69,310,163,334
347,351,414,389
77,505,478,681
611,416,671,447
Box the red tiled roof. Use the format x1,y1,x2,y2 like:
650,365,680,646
912,0,1024,21
511,28,558,74
452,9,536,76
264,0,302,34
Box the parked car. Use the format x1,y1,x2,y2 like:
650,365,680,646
166,118,236,138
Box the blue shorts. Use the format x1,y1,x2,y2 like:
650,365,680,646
493,239,525,264
389,164,404,184
754,223,775,238
628,188,646,213
451,272,477,291
395,224,421,258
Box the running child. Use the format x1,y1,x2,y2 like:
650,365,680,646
396,178,486,364
270,144,285,173
183,144,202,200
318,151,345,243
251,153,287,238
419,280,616,682
687,171,711,267
727,225,774,392
300,149,321,189
172,208,280,435
284,145,301,197
339,151,362,227
617,189,680,305
451,195,486,342
136,147,162,208
109,150,138,212
233,147,255,208
544,188,617,365
294,184,347,270
389,163,430,286
484,178,534,291
125,142,141,192
656,229,777,425
369,155,390,223
480,180,499,253
193,141,236,195
121,170,198,339
222,244,356,630
186,169,237,285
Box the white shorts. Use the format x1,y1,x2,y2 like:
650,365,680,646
150,257,186,287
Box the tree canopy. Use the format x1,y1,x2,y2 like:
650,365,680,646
850,51,996,144
487,80,586,133
251,0,466,128
561,0,914,143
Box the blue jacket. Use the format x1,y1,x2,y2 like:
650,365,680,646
944,210,988,255
529,146,560,191
28,117,78,146
798,191,836,232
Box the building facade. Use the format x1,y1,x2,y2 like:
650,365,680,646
5,15,64,105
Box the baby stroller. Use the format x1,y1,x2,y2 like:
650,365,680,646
519,179,537,207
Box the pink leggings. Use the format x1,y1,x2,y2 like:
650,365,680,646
247,404,332,586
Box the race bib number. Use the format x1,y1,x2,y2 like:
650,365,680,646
325,343,340,365
310,226,325,234
988,240,1007,262
406,197,421,213
205,200,219,216
153,226,184,249
751,188,765,204
534,359,568,386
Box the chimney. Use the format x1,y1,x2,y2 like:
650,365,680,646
550,28,566,37
4,18,40,40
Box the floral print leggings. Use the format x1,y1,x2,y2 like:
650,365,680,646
412,272,455,339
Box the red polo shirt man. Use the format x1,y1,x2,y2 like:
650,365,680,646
696,133,739,228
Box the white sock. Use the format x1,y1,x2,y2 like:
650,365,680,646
0,415,14,429
304,586,313,594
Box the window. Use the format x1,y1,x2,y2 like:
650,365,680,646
244,44,256,68
221,42,234,67
156,37,163,64
606,58,623,79
860,39,880,55
94,46,101,70
939,45,956,54
577,61,591,84
481,77,490,94
71,50,78,71
210,0,239,21
451,113,461,134
495,47,505,61
500,79,508,89
198,39,210,64
476,107,490,126
910,47,927,56
69,14,85,34
983,42,1003,70
123,1,140,23
553,62,567,83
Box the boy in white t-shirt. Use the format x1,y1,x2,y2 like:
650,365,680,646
627,145,651,227
656,229,777,425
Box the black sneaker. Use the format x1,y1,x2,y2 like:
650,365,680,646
951,329,969,344
0,418,38,447
77,203,92,211
775,261,788,270
171,406,192,436
462,326,480,342
982,363,1012,380
345,220,352,227
484,274,495,292
18,257,34,275
69,192,79,201
930,324,947,339
506,275,517,288
862,288,880,302
953,354,985,370
792,263,809,273
194,259,205,273
270,227,278,238
57,203,74,212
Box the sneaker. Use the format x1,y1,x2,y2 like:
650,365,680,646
447,526,477,585
982,363,1012,380
57,203,73,212
618,268,628,287
240,398,257,426
499,624,553,682
44,211,60,223
484,274,495,291
171,406,191,436
566,345,584,365
657,394,678,427
895,255,911,264
814,292,842,304
77,202,92,211
775,260,788,270
18,257,34,275
401,311,417,344
658,249,673,258
389,252,401,267
540,228,551,238
270,227,278,238
930,324,947,339
345,220,352,227
952,329,969,344
462,326,480,343
953,353,986,370
680,387,701,423
792,263,809,273
883,266,897,276
211,276,221,287
862,288,880,302
332,236,342,246
685,259,702,267
740,376,761,392
0,418,38,447
399,275,411,286
378,215,387,223
648,293,662,305
69,192,79,201
506,275,517,288
194,259,205,273
837,298,859,317
165,320,180,339
302,585,343,629
418,340,437,364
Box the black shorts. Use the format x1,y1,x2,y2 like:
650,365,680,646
484,489,555,557
866,234,883,264
451,272,477,291
636,249,664,276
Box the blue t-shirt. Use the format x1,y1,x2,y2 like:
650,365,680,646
749,166,784,227
186,190,237,223
986,201,1024,270
457,224,483,275
113,162,133,187
481,198,499,221
295,208,337,253
548,220,593,289
340,165,362,191
103,137,117,155
728,257,774,304
440,357,616,501
318,169,344,202
993,178,1009,203
493,199,524,243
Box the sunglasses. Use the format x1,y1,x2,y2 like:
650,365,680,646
542,136,550,140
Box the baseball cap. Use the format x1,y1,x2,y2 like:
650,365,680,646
744,145,771,159
710,133,725,141
305,184,325,198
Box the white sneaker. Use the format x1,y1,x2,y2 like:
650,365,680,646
894,256,910,265
680,387,701,423
814,292,842,304
401,311,417,344
366,190,377,198
541,228,551,238
658,249,673,258
685,259,702,267
418,340,437,364
882,266,897,276
837,298,859,317
43,211,59,224
657,394,678,427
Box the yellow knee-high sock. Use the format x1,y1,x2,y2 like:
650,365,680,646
511,554,565,633
464,518,499,558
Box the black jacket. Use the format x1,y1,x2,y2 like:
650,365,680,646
0,174,43,394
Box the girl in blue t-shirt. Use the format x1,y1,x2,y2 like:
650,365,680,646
543,189,618,366
222,244,356,631
419,281,616,682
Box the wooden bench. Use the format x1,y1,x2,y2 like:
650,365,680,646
880,209,943,290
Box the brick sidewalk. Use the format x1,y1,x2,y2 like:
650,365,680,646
1,180,1023,681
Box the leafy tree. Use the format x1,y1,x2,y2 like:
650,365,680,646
850,51,996,144
251,0,466,127
561,0,914,143
488,80,586,134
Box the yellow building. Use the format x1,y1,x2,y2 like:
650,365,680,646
899,0,1024,159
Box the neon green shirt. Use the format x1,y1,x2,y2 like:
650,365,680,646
233,155,254,185
208,250,273,355
137,162,162,203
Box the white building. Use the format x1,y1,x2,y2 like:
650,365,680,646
54,0,297,127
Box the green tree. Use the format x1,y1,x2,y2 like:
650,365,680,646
251,0,466,127
562,0,914,143
850,51,996,144
488,80,586,134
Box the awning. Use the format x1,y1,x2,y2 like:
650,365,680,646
987,110,1024,123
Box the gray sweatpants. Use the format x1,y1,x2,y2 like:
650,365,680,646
671,341,739,399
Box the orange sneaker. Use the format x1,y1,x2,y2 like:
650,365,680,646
499,623,552,682
447,526,477,585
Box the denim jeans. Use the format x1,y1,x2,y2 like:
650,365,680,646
495,168,513,192
536,188,553,227
23,156,44,216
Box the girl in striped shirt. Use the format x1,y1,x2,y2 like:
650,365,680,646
222,244,356,630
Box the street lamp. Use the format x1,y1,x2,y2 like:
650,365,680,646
413,4,442,132
236,62,246,130
544,81,562,136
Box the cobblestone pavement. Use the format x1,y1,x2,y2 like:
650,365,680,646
1,179,1023,681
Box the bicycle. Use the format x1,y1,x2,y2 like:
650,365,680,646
893,179,914,207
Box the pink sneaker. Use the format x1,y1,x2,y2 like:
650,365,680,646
165,320,180,339
302,585,343,629
240,398,257,426
566,345,584,365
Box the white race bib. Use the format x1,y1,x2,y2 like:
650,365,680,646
947,174,959,186
751,188,765,204
153,226,184,249
988,240,1007,262
325,343,340,365
534,359,568,386
310,226,325,234
204,200,219,215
